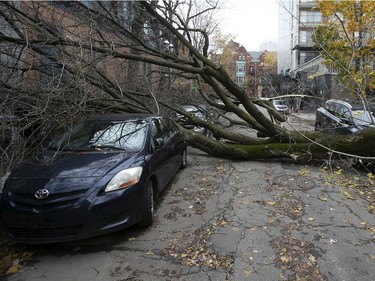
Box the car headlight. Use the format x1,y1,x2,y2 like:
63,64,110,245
105,167,143,192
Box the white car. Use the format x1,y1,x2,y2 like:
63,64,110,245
315,99,375,134
272,100,290,114
174,105,213,137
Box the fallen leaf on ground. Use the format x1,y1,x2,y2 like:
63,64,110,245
244,269,252,276
266,201,276,206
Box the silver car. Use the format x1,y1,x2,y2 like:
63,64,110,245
272,100,290,114
315,99,375,134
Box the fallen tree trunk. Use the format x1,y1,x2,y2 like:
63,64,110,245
184,127,375,161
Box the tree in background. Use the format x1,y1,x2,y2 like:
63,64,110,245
262,51,278,74
314,0,375,99
208,31,235,75
259,51,278,97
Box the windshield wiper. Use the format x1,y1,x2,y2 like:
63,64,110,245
89,144,126,151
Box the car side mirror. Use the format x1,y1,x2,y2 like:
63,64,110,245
154,138,164,150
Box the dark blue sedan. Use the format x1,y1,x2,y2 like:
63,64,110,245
0,114,187,243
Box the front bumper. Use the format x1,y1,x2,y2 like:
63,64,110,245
0,184,145,244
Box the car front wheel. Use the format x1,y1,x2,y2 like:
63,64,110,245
138,180,154,227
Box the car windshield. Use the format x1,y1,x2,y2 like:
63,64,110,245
273,100,285,106
183,106,205,119
50,119,148,151
352,110,375,126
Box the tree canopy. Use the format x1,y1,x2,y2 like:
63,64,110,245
314,0,375,97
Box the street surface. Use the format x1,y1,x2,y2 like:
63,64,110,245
2,145,374,281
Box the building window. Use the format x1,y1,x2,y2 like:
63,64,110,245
238,55,246,61
299,30,313,45
237,65,245,73
237,76,245,85
300,10,322,23
299,51,320,64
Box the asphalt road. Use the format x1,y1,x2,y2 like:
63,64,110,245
2,146,374,281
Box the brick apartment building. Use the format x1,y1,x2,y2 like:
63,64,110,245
226,41,251,94
224,41,277,97
0,1,180,106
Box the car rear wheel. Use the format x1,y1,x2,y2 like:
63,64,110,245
180,148,187,169
138,180,154,227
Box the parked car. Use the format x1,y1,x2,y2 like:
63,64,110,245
272,99,290,114
174,105,213,137
0,114,187,243
315,99,375,134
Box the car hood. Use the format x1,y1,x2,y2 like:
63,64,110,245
10,150,142,180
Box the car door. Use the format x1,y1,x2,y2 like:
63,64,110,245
325,102,342,128
157,118,181,180
338,104,353,125
149,118,177,191
164,118,185,172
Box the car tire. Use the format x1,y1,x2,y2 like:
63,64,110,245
138,180,154,227
180,147,187,169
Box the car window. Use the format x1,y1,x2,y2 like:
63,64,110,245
326,102,337,114
273,100,284,106
183,106,206,119
352,110,375,125
51,120,147,151
337,104,351,119
159,118,172,138
90,122,146,150
151,119,163,140
191,109,205,119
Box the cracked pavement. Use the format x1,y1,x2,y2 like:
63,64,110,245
2,147,375,281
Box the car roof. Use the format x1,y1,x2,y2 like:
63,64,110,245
88,113,159,122
326,99,352,108
326,99,373,111
181,104,206,110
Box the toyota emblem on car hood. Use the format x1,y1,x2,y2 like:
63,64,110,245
35,189,50,199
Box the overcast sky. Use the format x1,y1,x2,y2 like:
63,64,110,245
219,0,279,51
